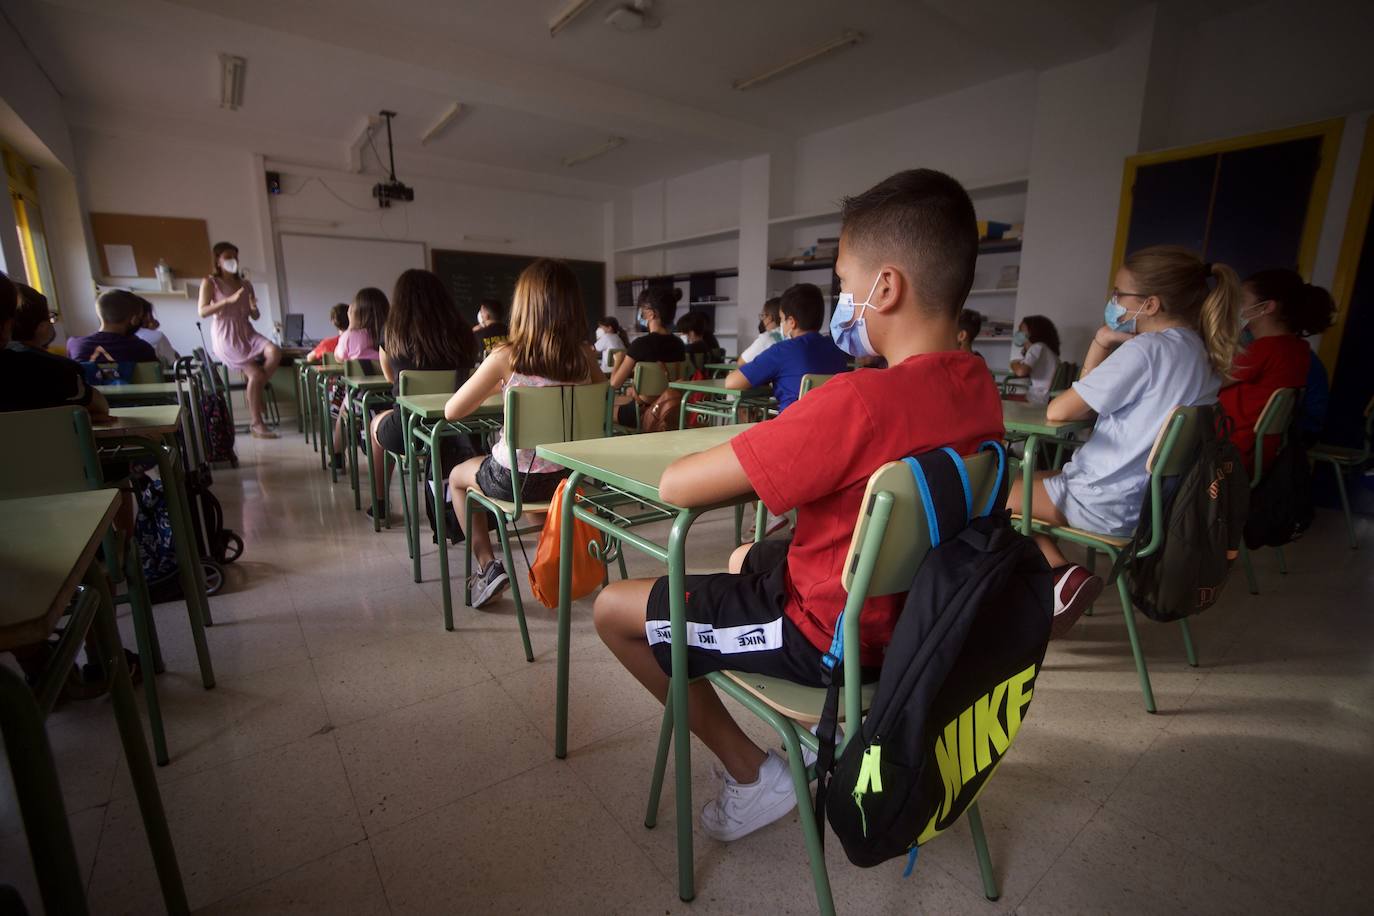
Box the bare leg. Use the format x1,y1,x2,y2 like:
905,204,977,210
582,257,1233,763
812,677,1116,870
242,363,266,429
449,456,495,567
595,579,767,783
1007,471,1071,567
369,410,395,503
261,342,282,379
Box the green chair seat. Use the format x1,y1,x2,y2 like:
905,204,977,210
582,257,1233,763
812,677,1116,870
716,670,876,725
1011,514,1130,550
466,487,551,516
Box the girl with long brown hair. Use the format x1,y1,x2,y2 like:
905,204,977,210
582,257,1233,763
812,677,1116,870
443,258,604,607
1007,244,1240,637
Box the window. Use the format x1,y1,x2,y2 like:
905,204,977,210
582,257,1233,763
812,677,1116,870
3,143,59,315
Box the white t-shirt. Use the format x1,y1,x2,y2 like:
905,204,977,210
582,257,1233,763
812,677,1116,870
1045,327,1219,536
593,332,625,371
739,328,784,364
135,327,179,367
1018,341,1058,403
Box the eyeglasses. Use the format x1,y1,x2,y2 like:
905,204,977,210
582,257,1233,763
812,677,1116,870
1110,290,1149,306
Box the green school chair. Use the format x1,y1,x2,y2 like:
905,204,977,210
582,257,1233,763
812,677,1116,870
1239,388,1299,594
395,368,467,550
625,360,688,430
737,373,833,544
1018,406,1207,712
0,407,173,765
131,361,163,384
462,383,615,661
1309,394,1374,550
799,373,834,398
646,453,1004,915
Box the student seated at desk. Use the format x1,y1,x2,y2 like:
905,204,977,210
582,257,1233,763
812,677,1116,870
445,259,605,607
472,298,510,358
369,270,478,516
133,298,180,368
675,310,721,359
737,296,784,366
1008,315,1060,403
1008,245,1236,637
1219,268,1333,472
724,282,848,412
594,169,1003,841
328,287,389,469
67,290,159,364
610,286,686,428
593,315,630,372
8,282,58,354
957,307,984,356
307,303,350,363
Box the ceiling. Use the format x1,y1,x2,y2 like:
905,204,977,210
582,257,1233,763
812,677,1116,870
9,0,1256,195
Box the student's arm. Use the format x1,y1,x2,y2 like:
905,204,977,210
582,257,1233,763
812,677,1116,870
723,368,752,390
1079,327,1133,378
1045,387,1092,423
609,354,637,389
379,348,396,383
87,387,111,423
444,348,506,420
246,283,260,321
1009,359,1030,377
1064,333,1149,423
197,277,241,318
727,347,775,390
658,442,753,507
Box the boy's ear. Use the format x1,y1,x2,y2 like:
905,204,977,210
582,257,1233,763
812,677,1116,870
871,265,906,313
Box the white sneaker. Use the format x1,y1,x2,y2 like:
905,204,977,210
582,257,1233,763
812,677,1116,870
801,723,844,769
700,750,797,842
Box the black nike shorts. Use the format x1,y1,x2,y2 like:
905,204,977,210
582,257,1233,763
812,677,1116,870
645,538,827,685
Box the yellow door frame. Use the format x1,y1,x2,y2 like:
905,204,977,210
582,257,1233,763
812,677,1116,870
1109,118,1345,285
1318,117,1374,376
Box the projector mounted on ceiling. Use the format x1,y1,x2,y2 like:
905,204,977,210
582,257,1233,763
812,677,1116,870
370,110,415,208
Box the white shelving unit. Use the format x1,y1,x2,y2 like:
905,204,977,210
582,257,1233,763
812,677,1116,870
614,226,740,255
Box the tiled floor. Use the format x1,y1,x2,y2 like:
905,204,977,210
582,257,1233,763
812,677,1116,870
3,426,1372,915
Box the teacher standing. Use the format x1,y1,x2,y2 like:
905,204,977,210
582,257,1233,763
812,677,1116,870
198,241,281,438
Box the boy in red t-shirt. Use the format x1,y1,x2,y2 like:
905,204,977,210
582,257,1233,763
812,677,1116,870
593,169,1005,842
1220,269,1334,473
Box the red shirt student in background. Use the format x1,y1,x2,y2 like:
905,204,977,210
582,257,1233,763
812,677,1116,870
306,303,350,363
592,169,1003,843
1220,269,1335,473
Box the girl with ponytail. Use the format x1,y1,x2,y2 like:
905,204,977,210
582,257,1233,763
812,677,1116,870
1220,268,1334,469
1006,244,1236,637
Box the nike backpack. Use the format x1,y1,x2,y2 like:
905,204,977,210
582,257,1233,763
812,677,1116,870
814,444,1053,870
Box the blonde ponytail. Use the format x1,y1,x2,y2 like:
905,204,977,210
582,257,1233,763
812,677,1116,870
1199,262,1240,379
1121,245,1239,380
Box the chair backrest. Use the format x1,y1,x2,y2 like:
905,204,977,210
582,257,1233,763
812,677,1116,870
321,352,339,367
841,450,1000,598
1144,405,1208,477
0,407,102,498
1050,361,1079,391
131,361,163,383
1254,387,1298,439
344,358,375,379
505,383,612,451
632,361,686,399
799,374,834,399
399,368,464,396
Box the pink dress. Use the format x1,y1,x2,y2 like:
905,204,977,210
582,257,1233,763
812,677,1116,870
208,275,270,368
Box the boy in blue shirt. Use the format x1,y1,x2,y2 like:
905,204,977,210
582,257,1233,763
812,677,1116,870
724,283,848,411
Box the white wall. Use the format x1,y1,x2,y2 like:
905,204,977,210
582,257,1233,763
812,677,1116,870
0,12,74,172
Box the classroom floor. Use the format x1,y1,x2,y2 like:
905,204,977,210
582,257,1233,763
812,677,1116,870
2,426,1372,915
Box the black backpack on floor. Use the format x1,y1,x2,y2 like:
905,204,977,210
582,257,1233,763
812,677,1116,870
1243,435,1313,550
815,445,1052,869
1115,405,1249,623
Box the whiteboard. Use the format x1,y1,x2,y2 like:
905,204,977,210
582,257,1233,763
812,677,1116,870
279,233,427,340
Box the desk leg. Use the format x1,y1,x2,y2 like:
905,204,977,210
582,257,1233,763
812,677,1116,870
1019,434,1039,537
0,662,90,916
319,376,331,472
89,572,190,916
432,425,455,630
666,510,695,902
156,442,216,687
678,395,688,432
554,470,582,760
364,394,382,530
408,413,423,582
348,395,362,510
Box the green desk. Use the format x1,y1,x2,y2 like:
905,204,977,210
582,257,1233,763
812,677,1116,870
395,392,503,626
0,492,188,915
96,407,217,686
669,377,772,429
99,379,209,468
340,375,393,509
1002,400,1094,534
537,424,752,903
704,361,736,378
314,366,346,474
97,382,182,402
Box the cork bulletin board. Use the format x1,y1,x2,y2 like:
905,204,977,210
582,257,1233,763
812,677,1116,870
89,212,212,280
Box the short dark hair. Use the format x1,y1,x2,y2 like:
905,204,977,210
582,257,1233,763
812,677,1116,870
637,284,682,326
780,283,825,332
478,298,505,321
0,271,16,325
329,303,350,331
958,308,982,341
1020,315,1060,356
840,168,977,317
97,289,149,325
761,297,781,325
13,283,51,342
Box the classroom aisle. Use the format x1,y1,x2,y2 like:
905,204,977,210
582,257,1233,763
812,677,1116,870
1,432,1371,915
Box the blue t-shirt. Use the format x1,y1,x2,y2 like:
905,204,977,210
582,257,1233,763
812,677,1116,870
1046,327,1219,536
740,332,849,411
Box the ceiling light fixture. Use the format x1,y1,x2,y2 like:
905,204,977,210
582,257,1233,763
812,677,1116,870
548,0,598,37
731,30,864,91
220,53,246,110
420,102,465,145
562,136,625,167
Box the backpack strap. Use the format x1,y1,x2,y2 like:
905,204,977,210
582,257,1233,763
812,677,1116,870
976,440,1008,518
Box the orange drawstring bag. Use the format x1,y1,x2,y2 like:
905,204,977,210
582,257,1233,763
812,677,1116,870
529,479,607,608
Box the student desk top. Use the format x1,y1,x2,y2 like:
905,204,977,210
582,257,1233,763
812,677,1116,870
97,382,183,401
394,391,502,421
537,424,753,902
98,405,183,439
1002,400,1094,437
340,374,392,392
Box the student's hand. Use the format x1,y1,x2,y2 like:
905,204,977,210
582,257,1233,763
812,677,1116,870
1093,325,1134,349
226,287,245,304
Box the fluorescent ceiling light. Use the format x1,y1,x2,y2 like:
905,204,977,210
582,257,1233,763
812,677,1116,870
562,136,625,167
420,103,465,145
731,30,864,91
220,53,246,110
549,0,598,36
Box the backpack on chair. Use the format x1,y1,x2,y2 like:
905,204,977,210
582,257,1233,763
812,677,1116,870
815,443,1053,868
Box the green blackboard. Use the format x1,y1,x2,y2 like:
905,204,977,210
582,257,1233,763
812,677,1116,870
430,249,605,331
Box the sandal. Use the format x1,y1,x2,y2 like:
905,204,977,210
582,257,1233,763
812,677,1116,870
251,425,279,439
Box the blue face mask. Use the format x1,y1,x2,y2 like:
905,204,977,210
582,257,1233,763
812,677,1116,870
1012,330,1028,348
636,311,650,332
830,273,883,358
1104,295,1144,333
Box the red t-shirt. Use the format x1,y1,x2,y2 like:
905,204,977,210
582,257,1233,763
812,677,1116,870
731,350,1004,665
1219,335,1311,472
308,334,342,362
